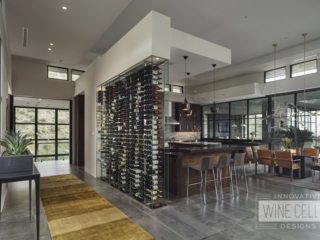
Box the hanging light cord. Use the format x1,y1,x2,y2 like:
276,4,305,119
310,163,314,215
303,33,307,112
214,66,215,103
185,58,187,100
188,73,189,101
273,44,277,111
212,64,216,104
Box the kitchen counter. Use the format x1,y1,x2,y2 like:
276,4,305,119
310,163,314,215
171,144,245,154
168,143,244,198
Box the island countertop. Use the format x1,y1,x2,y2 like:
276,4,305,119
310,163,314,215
170,143,245,155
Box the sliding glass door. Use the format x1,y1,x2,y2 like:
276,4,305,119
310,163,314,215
14,107,70,161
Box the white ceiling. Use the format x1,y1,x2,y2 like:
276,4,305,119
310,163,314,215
90,0,320,66
7,0,320,84
169,47,229,83
14,97,70,109
7,0,132,70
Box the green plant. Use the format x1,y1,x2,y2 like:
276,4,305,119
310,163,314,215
281,137,294,149
276,126,314,141
0,131,34,156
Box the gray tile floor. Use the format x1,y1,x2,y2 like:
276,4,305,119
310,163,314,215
1,161,320,240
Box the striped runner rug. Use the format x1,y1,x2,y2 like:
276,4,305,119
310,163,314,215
40,174,155,240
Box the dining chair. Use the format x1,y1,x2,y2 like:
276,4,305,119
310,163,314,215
291,147,301,155
274,151,301,181
256,150,274,176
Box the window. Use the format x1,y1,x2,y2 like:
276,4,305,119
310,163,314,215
48,66,68,80
231,101,247,139
291,59,317,78
14,107,70,162
172,85,183,93
264,67,286,82
71,69,85,82
248,98,268,140
164,84,171,92
214,103,230,139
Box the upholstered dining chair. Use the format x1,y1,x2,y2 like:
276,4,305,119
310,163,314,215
244,146,257,169
274,151,301,181
303,148,320,179
256,150,274,176
291,147,301,155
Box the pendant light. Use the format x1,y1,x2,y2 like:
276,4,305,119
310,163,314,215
263,43,283,126
210,64,219,113
241,107,246,127
232,108,238,128
185,72,192,116
181,56,190,111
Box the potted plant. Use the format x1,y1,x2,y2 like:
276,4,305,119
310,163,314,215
0,131,34,173
191,126,202,143
280,137,294,153
276,126,314,149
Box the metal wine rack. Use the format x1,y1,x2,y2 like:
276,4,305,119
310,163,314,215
96,56,169,209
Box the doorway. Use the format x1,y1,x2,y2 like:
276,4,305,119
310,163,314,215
74,94,85,167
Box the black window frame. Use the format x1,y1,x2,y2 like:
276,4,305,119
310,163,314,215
47,65,69,81
71,69,85,82
171,85,183,94
264,66,287,83
164,84,171,92
290,59,318,78
201,87,320,149
14,104,72,162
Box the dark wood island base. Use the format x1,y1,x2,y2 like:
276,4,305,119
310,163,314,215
169,143,245,198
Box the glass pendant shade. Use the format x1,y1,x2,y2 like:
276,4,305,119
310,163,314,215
185,109,192,116
210,103,219,113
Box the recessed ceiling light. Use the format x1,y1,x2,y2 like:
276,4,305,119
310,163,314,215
48,48,52,51
62,6,67,10
50,43,54,46
39,99,41,101
156,58,159,60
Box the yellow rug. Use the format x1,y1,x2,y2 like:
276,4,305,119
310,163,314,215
40,174,155,240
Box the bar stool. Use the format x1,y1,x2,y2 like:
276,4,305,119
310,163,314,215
187,156,218,204
214,154,234,200
230,153,248,194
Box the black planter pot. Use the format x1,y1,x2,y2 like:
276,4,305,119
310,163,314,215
0,150,33,174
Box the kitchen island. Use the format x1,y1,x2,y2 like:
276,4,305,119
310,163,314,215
168,142,245,198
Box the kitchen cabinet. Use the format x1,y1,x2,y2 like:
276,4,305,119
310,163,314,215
175,103,201,132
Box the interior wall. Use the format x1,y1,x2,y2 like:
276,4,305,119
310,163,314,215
11,58,75,100
0,0,12,212
74,11,171,177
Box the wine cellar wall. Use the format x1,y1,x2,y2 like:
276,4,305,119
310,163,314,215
96,57,169,209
